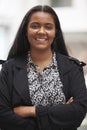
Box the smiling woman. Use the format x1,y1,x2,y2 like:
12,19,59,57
0,5,87,130
27,12,55,53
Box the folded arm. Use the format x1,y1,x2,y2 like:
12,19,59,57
0,63,36,130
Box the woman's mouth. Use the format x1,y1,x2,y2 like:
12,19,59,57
35,37,47,42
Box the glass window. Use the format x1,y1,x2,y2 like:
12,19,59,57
50,0,72,7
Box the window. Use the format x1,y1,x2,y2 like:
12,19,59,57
50,0,72,7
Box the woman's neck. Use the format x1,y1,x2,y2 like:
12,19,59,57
30,49,53,72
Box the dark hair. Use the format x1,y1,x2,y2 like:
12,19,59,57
7,5,69,60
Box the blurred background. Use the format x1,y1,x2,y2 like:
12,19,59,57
0,0,87,129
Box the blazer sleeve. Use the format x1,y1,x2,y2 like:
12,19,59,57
36,63,87,130
0,62,36,130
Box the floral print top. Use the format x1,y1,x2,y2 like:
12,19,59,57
27,52,66,106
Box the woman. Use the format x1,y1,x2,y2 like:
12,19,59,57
0,5,87,130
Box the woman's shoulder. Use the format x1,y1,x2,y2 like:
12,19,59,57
2,58,15,66
56,53,86,74
57,53,86,68
2,55,27,70
0,58,16,72
68,56,86,67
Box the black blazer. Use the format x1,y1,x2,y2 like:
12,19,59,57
0,53,87,130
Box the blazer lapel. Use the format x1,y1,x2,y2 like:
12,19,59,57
56,53,72,83
13,56,31,105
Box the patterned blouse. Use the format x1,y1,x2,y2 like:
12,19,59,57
27,52,66,106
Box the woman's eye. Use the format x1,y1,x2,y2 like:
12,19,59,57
45,25,53,30
30,24,40,29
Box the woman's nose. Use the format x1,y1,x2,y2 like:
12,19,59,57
38,27,46,34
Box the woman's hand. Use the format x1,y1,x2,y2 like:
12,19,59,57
13,106,36,117
66,97,73,104
13,97,73,117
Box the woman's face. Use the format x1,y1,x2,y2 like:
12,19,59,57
27,11,56,51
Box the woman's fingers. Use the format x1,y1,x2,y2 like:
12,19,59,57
66,97,73,104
